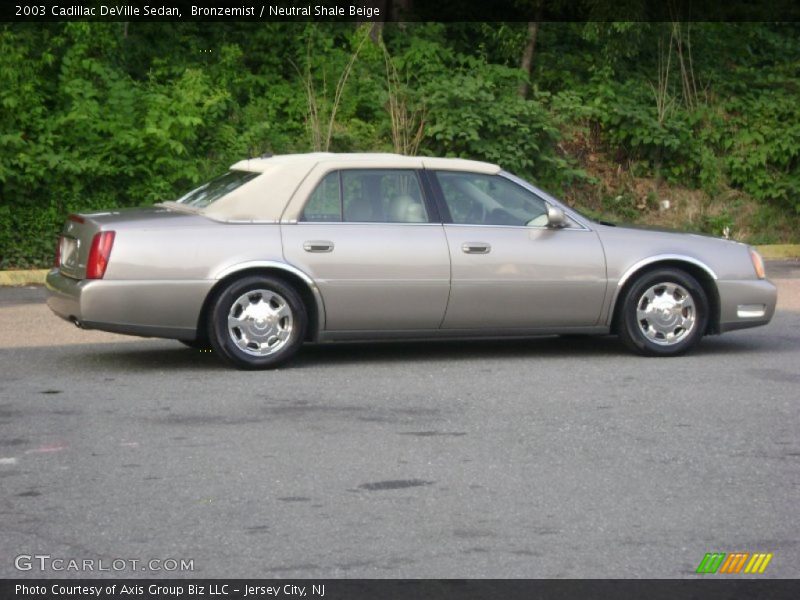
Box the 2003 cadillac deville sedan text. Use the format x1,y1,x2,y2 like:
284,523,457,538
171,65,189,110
46,153,776,369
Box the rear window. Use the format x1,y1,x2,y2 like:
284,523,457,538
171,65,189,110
174,170,259,208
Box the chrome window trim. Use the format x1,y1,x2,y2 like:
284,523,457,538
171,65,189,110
290,221,444,227
442,223,592,232
219,219,281,224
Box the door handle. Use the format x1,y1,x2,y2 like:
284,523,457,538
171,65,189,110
461,242,491,254
303,240,334,253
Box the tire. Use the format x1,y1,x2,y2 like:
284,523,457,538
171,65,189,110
208,275,307,369
617,268,709,356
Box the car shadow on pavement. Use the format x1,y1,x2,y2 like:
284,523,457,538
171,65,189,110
52,343,231,371
50,332,783,372
294,334,783,367
294,335,627,367
52,336,625,372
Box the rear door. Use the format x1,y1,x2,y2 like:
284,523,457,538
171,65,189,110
281,168,451,331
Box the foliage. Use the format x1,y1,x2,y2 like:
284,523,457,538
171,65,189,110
1,21,799,268
386,24,574,189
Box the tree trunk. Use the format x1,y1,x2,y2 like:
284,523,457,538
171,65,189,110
367,0,388,43
518,20,540,99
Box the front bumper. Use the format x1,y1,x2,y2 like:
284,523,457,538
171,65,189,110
716,278,777,333
45,269,213,340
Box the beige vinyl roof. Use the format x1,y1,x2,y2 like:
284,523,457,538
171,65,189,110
195,153,500,223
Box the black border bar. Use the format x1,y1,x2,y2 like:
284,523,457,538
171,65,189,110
3,579,800,600
4,0,800,22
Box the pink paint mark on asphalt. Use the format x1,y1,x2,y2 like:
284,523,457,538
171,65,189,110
25,444,68,454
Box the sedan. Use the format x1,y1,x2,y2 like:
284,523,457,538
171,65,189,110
46,153,777,369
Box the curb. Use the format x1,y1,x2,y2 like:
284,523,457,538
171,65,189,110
0,269,49,286
1,245,798,286
756,244,800,260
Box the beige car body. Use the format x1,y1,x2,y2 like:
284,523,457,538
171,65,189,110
46,153,776,350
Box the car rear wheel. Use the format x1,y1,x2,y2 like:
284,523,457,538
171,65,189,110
208,275,307,369
617,268,708,356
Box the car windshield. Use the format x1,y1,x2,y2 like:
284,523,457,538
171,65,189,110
174,170,259,208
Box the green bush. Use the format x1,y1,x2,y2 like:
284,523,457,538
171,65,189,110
2,21,799,268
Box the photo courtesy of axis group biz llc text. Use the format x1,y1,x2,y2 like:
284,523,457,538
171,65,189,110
14,583,327,597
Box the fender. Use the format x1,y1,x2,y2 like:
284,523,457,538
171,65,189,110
212,260,327,333
606,254,718,325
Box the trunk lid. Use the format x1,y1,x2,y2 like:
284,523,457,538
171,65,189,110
57,206,197,280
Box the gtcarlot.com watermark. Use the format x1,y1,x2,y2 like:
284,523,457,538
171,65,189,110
14,554,194,573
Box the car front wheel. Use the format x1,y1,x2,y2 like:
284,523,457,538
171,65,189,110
617,268,709,356
208,275,307,369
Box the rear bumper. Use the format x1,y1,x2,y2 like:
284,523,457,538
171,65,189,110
716,278,777,333
46,269,85,324
45,269,213,340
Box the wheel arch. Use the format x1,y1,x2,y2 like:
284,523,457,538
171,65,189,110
198,262,325,342
609,257,721,335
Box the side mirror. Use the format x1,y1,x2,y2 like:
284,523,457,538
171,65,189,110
546,206,567,228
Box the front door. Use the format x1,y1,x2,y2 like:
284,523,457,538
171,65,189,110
432,171,607,329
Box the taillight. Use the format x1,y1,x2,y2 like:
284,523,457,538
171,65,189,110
86,231,115,279
54,236,62,268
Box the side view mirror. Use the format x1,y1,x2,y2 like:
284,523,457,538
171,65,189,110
546,206,567,228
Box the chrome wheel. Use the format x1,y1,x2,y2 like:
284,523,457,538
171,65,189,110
635,282,696,346
227,289,294,356
209,275,307,369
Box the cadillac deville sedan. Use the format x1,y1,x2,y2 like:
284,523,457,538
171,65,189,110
46,153,776,369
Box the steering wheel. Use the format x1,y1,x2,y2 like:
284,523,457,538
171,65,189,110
466,202,487,224
526,213,549,227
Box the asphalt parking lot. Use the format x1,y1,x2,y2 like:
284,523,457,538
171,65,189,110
1,262,798,579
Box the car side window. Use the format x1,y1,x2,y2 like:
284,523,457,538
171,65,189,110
342,170,427,223
435,171,550,227
301,169,428,223
301,171,341,222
